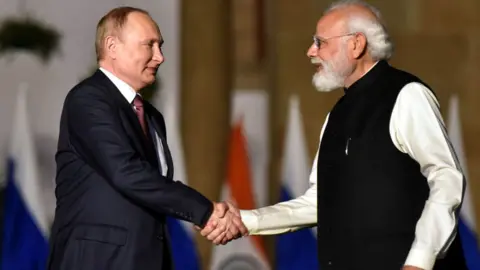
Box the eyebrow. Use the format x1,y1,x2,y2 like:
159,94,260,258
141,38,164,46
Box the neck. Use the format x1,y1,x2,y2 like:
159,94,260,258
344,58,378,88
98,61,141,92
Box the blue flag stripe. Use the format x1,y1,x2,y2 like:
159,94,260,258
167,217,200,270
1,158,49,270
458,217,480,270
275,186,318,270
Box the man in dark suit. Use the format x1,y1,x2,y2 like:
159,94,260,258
47,6,246,270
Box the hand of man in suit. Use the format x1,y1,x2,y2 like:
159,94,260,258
199,201,248,245
217,201,247,245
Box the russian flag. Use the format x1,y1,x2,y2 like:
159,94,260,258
447,94,480,269
275,95,318,269
1,84,50,269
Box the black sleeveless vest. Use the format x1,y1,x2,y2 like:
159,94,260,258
315,60,466,270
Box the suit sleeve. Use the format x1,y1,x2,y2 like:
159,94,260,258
66,87,213,227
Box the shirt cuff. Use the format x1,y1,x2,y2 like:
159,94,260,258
404,248,436,270
240,210,259,235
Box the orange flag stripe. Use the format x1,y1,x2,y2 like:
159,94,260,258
227,121,267,259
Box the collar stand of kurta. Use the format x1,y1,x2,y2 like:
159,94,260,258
343,60,389,95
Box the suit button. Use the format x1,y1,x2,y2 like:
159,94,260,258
156,235,163,240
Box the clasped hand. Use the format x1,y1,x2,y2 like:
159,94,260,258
196,201,248,245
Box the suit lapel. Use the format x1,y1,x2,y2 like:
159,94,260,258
91,70,150,156
146,109,174,180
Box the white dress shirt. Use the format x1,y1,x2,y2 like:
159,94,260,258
99,67,168,176
240,75,465,270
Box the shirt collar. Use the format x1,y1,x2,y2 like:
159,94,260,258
99,67,137,103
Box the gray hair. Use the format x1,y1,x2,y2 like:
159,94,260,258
325,0,394,61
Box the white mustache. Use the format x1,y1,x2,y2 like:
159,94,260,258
311,58,322,65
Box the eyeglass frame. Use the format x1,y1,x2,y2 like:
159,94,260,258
313,32,359,48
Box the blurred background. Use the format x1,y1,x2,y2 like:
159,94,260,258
0,0,479,269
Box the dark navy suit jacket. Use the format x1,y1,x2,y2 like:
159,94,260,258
47,70,213,270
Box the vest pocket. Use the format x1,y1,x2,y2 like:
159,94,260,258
345,136,379,160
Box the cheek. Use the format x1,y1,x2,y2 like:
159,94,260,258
321,46,343,61
118,50,136,66
128,54,147,71
318,50,331,62
136,50,153,66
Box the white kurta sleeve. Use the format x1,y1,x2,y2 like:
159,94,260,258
240,114,330,235
389,82,465,270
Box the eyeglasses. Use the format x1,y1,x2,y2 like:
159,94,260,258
313,33,357,48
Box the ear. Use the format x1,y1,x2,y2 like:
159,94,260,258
351,33,367,59
104,36,118,59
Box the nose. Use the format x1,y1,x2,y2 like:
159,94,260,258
307,43,318,58
152,44,164,64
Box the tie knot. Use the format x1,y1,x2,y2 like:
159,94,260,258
133,95,144,108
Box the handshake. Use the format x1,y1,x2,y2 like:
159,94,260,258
196,201,249,245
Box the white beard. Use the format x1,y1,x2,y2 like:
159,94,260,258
312,67,345,92
312,44,353,92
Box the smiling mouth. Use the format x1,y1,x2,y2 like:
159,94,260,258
146,67,158,73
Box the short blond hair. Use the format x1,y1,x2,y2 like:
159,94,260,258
95,6,150,61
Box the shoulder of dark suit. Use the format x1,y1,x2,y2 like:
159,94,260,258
64,70,114,105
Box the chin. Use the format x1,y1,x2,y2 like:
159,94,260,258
143,76,156,84
312,73,342,92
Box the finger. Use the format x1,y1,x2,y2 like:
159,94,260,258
240,225,248,236
213,231,227,245
207,224,226,241
200,220,217,237
213,231,228,245
232,217,248,236
206,229,223,242
228,223,239,237
214,202,228,218
226,230,234,240
226,201,240,216
200,227,212,237
206,218,218,228
220,235,230,245
226,200,238,209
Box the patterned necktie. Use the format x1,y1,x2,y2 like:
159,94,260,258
133,95,149,137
